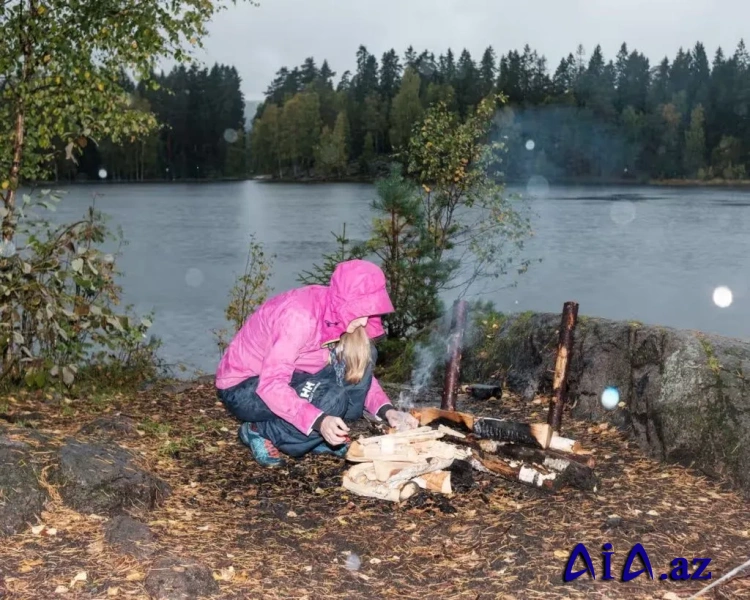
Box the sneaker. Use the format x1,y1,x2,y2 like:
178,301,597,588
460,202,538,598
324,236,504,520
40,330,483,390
238,423,285,467
310,441,349,458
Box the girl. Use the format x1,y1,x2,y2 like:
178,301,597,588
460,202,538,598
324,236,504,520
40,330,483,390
215,259,418,467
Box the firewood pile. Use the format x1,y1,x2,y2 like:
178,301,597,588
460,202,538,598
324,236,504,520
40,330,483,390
342,407,599,502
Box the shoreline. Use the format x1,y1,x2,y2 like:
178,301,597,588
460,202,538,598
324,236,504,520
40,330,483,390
26,176,750,190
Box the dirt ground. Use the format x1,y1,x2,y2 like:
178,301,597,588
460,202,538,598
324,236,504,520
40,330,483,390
1,380,749,600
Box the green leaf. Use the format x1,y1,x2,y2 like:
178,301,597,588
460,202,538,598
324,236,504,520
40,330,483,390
71,258,84,273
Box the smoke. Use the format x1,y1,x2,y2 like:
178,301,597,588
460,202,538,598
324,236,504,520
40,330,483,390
395,303,483,409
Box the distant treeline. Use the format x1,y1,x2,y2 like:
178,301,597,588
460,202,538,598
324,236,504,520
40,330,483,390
53,64,248,182
249,41,750,182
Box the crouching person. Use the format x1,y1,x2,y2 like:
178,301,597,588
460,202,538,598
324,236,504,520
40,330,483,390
215,259,418,467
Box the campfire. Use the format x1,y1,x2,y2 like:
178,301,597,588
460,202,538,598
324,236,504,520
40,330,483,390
342,407,598,501
342,300,596,501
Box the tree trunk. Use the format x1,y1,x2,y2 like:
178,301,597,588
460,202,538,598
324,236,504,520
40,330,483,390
2,108,26,243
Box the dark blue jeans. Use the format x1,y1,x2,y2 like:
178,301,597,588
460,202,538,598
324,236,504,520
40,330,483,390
218,345,377,458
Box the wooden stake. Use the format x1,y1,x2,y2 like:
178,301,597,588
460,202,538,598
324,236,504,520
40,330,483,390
547,301,580,433
441,300,468,411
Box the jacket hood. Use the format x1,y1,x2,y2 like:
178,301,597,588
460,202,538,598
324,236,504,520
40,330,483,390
321,259,394,344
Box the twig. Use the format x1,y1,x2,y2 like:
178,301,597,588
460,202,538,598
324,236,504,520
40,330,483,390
686,556,750,599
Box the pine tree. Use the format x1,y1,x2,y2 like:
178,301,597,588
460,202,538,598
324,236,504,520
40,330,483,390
684,104,706,177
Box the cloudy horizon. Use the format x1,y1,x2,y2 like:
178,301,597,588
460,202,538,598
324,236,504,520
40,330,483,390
188,0,749,101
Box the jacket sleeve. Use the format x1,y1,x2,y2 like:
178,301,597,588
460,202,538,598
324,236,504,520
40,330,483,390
255,307,324,435
364,375,395,420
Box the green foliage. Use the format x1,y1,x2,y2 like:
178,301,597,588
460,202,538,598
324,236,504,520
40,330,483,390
303,96,535,343
297,224,366,286
250,39,750,182
389,67,424,150
405,95,535,294
0,0,250,388
314,110,349,178
215,234,274,355
0,193,161,389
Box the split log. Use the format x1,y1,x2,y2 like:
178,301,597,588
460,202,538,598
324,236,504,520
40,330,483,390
383,457,456,489
412,407,552,448
414,471,452,494
476,439,597,484
342,463,421,502
547,301,579,432
548,433,591,455
441,300,468,411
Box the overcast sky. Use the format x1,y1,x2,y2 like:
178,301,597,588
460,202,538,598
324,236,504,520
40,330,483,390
193,0,749,101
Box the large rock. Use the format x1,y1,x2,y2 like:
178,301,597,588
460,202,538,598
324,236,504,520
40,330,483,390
0,435,47,536
104,515,158,559
461,311,750,496
56,439,171,516
145,556,219,600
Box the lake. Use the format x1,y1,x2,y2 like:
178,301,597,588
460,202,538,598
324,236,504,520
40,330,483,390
36,181,750,377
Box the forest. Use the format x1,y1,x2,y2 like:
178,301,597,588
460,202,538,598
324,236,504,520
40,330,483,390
53,64,249,182
54,40,750,184
249,41,750,183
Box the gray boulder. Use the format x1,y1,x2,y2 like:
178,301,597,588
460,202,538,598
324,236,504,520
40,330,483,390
0,434,47,536
461,311,750,496
56,439,171,516
145,556,219,600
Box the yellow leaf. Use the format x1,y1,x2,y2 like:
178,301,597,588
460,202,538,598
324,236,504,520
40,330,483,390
553,550,569,560
125,571,144,581
107,588,120,597
97,83,104,91
1,180,8,190
37,5,46,14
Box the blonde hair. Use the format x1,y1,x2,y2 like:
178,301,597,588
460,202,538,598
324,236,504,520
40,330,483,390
334,326,371,384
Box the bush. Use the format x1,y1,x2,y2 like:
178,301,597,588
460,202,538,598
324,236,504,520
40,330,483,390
0,191,161,391
214,233,274,355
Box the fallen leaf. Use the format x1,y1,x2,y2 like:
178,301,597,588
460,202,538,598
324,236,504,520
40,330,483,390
287,511,298,518
213,566,235,582
19,559,44,573
31,524,45,535
663,593,682,600
125,571,144,581
197,525,210,531
553,550,569,560
55,586,69,594
45,528,58,536
88,541,105,554
647,510,659,516
304,566,313,572
107,587,120,597
370,558,382,565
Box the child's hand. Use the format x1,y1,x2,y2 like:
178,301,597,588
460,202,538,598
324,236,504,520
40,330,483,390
320,416,350,445
385,409,419,432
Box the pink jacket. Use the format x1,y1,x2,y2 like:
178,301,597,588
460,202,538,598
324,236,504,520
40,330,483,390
215,260,396,435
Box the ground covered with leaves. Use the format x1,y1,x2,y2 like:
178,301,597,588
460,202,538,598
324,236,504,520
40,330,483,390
1,380,749,600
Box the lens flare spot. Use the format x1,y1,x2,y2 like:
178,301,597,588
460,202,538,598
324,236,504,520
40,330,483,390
526,175,549,198
525,139,535,151
98,168,108,179
223,129,239,144
713,286,733,308
610,201,636,225
601,387,620,411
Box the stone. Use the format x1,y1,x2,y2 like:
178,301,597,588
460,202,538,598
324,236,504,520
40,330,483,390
104,515,157,559
78,416,140,439
462,311,750,496
145,556,219,600
56,439,171,516
0,435,47,537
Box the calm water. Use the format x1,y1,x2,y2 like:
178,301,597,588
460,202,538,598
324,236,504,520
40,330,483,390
39,181,750,376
